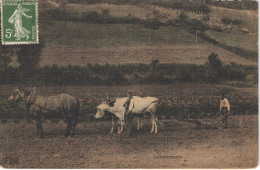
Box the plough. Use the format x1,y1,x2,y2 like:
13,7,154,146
183,112,229,129
161,112,230,129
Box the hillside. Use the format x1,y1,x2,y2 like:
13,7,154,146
63,2,258,33
37,0,257,66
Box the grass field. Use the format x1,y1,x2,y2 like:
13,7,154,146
210,6,258,33
65,3,154,20
205,30,258,52
42,22,205,48
39,21,256,66
36,1,258,66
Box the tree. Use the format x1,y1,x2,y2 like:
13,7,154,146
0,46,16,84
16,38,45,80
205,53,224,83
178,11,188,24
150,59,159,71
0,24,17,83
144,18,161,40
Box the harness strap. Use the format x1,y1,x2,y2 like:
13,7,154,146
25,88,37,109
26,94,59,112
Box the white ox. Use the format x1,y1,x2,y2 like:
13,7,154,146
94,96,158,134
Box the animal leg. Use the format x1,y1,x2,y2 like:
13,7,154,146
150,117,155,133
117,120,121,134
146,102,158,133
36,114,44,138
140,117,143,129
65,119,73,137
71,102,80,137
120,120,124,133
71,119,78,137
154,117,158,134
137,118,140,131
110,117,115,134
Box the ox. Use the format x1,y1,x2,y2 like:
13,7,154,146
95,96,158,133
8,87,80,138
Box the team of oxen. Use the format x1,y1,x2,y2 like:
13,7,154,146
8,87,159,138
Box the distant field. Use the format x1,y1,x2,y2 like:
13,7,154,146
210,6,258,33
65,3,154,20
62,3,258,33
39,21,256,66
42,22,204,48
205,30,258,52
35,1,258,66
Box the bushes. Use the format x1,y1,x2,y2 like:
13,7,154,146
0,98,29,120
157,94,258,120
144,18,161,30
221,17,243,26
0,56,256,86
153,0,210,14
224,63,246,81
65,0,211,14
204,53,224,83
206,0,258,10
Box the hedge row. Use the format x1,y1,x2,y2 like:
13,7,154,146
0,60,256,86
42,7,208,32
199,32,258,61
206,0,258,10
64,0,211,14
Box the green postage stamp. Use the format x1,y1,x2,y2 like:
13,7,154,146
1,0,38,45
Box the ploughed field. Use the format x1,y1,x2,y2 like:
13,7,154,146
0,115,258,168
0,84,258,168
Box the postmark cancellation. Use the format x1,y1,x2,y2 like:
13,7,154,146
1,0,39,45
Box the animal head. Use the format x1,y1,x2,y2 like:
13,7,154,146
104,93,116,107
8,87,30,102
94,102,109,119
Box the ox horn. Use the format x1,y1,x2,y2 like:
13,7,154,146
105,93,111,104
105,93,109,100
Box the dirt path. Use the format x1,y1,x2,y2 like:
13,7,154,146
0,115,257,168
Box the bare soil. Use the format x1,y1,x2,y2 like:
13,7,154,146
0,115,258,168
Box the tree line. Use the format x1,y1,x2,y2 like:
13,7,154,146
0,52,257,86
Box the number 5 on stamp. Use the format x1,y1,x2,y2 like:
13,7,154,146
1,0,39,45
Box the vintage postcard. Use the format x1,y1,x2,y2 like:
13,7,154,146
0,0,258,169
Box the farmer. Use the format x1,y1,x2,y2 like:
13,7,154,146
219,93,230,128
123,90,134,137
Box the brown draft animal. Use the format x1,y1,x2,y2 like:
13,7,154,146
8,87,80,138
